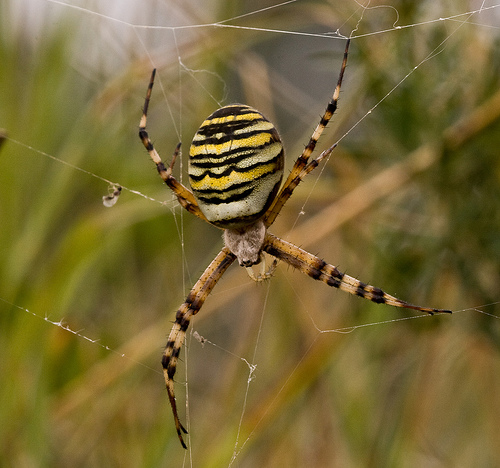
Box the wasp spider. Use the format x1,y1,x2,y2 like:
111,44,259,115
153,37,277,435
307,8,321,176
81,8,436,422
139,39,451,448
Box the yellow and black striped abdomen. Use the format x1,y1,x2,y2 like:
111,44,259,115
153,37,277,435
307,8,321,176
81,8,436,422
189,105,284,229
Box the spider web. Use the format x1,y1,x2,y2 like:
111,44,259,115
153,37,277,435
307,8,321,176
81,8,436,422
1,0,500,466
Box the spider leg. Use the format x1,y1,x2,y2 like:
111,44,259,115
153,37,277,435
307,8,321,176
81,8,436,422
139,69,209,222
263,233,452,314
264,39,350,227
163,247,236,449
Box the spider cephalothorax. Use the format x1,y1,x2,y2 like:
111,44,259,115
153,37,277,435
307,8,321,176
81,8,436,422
138,39,451,449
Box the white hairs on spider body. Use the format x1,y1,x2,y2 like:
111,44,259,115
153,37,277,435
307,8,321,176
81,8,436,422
223,218,266,267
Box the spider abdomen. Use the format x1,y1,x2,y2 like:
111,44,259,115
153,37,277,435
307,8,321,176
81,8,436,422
189,105,284,229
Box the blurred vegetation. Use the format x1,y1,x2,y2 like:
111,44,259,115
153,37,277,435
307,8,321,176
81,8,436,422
1,0,499,467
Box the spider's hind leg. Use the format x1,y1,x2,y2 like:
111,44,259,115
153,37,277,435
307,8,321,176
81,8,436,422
138,70,209,223
264,39,350,228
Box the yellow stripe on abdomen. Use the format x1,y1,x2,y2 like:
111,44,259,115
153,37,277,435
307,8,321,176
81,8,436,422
189,104,284,229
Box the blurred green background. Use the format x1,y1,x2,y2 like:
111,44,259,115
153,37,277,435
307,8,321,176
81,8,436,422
1,1,499,466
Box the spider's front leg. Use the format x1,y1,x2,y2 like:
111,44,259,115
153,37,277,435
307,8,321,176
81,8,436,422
264,233,452,314
139,69,208,222
163,247,236,449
